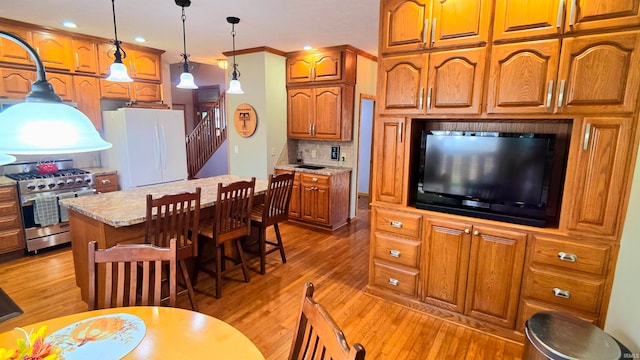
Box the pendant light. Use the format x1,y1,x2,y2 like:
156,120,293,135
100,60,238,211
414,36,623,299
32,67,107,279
0,153,16,166
0,31,112,155
176,0,197,89
227,16,244,95
106,0,133,82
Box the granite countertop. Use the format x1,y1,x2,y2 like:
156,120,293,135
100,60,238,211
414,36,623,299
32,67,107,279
59,175,268,228
275,164,351,176
82,167,117,176
0,177,17,187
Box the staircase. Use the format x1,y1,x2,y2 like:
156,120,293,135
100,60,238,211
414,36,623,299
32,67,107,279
185,92,227,179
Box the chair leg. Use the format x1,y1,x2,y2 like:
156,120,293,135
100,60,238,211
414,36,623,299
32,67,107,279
235,238,251,283
179,260,198,311
274,223,287,264
259,226,267,275
215,245,223,299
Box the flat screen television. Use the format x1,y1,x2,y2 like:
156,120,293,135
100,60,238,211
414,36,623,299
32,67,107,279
415,131,558,227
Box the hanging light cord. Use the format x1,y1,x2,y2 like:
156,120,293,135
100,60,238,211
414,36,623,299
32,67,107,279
231,23,240,80
111,0,126,61
181,6,190,72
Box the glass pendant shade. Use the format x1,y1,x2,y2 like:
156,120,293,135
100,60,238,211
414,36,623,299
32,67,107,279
106,61,133,82
177,71,198,89
0,102,112,154
0,153,16,166
227,79,244,94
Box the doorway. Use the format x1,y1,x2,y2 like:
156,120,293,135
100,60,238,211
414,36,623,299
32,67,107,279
357,95,375,217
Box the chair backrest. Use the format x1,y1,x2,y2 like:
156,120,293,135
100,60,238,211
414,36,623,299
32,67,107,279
145,187,201,259
289,282,366,360
262,173,295,226
87,239,177,310
212,178,256,245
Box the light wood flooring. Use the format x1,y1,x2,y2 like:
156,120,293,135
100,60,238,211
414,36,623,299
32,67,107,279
0,196,523,359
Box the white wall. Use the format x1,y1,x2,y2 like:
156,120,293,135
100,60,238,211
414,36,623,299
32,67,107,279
605,142,640,353
357,98,374,194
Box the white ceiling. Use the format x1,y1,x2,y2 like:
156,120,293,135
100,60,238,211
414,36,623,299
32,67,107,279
1,0,380,65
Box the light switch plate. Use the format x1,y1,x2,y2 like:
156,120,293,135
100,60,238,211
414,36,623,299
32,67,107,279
331,145,340,160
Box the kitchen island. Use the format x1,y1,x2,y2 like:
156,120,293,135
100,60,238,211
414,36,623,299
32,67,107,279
60,175,268,303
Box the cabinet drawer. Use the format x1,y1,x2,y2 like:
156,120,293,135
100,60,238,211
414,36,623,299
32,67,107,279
372,261,419,297
373,232,420,268
0,215,21,230
375,208,422,239
516,299,598,333
530,236,610,276
0,228,24,253
95,174,118,193
0,186,17,202
0,202,19,217
300,173,330,186
523,269,604,314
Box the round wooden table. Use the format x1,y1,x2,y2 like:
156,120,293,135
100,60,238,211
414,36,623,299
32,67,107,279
0,306,265,359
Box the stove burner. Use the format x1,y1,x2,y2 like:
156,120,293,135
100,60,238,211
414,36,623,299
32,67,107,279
5,168,90,181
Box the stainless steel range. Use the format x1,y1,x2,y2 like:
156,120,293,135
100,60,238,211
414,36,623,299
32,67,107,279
3,160,96,253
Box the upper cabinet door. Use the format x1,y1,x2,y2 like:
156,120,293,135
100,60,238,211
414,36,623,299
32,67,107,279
129,50,161,81
427,47,486,114
565,0,640,33
377,54,428,114
0,68,35,99
556,31,640,114
380,0,431,54
0,25,34,65
430,0,491,48
47,73,75,102
313,86,342,139
373,117,406,204
287,54,313,83
312,51,343,82
493,0,565,41
72,38,98,74
31,31,72,71
487,40,560,114
287,88,313,138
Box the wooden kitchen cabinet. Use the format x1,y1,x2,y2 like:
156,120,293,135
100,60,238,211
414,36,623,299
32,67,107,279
373,117,405,205
99,78,130,100
486,40,561,114
0,67,35,99
286,49,355,84
72,38,98,74
275,169,301,219
562,117,633,237
301,174,331,225
98,43,161,82
556,31,640,114
426,47,485,114
132,82,161,102
95,173,119,193
287,85,354,140
47,73,75,102
73,76,102,130
377,54,428,115
0,185,25,254
493,0,565,41
370,207,423,298
0,24,33,65
564,0,640,34
380,0,490,54
31,30,72,71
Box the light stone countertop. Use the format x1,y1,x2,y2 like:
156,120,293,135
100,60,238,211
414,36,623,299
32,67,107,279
59,175,267,228
274,164,352,176
82,167,117,176
0,177,17,187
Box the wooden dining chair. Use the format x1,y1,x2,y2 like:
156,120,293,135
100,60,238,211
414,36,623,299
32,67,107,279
248,172,294,274
87,239,177,310
289,282,366,360
145,187,201,311
198,178,255,299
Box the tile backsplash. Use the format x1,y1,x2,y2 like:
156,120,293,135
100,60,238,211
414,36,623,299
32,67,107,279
289,140,354,168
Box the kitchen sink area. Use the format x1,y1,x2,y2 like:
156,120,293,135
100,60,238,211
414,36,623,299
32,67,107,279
294,164,326,170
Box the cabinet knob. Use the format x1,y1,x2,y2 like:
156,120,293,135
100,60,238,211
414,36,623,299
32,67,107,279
552,287,571,299
101,179,111,185
388,278,399,287
389,250,401,258
464,228,470,234
312,177,318,182
473,230,479,236
557,252,578,262
390,220,403,229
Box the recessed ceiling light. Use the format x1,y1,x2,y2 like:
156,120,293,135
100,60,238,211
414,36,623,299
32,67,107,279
134,36,146,43
303,45,312,50
61,21,77,28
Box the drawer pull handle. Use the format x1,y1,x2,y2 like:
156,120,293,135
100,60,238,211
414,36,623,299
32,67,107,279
388,278,399,287
389,250,401,258
553,287,571,299
558,252,578,262
390,221,403,229
101,179,111,185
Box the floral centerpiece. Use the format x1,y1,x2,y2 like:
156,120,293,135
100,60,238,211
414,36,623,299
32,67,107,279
0,326,61,360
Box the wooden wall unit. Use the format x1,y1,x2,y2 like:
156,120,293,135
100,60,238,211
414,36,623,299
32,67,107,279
0,17,165,129
0,185,24,254
369,0,640,342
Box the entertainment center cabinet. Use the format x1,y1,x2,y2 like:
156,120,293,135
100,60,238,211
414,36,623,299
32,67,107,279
368,0,640,342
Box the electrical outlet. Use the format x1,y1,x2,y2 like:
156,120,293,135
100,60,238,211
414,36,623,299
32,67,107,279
271,147,275,156
234,145,239,154
341,153,346,162
311,150,317,158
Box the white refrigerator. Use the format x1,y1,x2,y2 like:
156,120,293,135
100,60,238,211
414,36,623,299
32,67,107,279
101,108,188,190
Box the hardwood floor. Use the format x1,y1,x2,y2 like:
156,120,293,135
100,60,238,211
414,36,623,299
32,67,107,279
0,199,523,359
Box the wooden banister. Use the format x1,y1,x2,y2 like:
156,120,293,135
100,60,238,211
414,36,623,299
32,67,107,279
186,92,227,178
